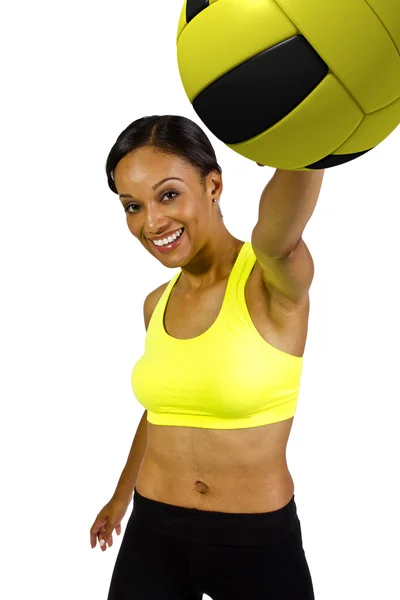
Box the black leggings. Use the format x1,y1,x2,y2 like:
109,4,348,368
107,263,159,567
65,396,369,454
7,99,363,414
107,487,315,600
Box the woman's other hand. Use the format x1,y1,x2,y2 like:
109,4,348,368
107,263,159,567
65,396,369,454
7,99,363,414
90,495,131,551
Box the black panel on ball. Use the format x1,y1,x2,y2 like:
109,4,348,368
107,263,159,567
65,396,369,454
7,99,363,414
305,148,373,169
192,35,329,144
186,0,209,24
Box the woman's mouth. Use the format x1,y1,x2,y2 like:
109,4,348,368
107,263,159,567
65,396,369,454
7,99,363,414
149,227,185,253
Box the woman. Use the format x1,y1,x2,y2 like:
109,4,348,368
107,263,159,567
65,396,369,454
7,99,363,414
90,114,325,600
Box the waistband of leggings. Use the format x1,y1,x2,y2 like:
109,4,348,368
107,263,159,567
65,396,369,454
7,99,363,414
131,487,301,546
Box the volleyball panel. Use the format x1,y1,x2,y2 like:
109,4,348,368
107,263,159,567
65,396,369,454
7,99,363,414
177,0,220,39
366,0,400,54
305,149,372,170
335,95,400,154
177,0,297,102
178,0,203,39
186,0,210,24
192,35,328,144
274,0,400,111
226,74,363,170
176,0,187,40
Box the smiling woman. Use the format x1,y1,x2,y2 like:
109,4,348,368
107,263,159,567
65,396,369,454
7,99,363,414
101,114,316,600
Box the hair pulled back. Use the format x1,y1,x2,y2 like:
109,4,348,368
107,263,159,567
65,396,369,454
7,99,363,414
105,115,223,218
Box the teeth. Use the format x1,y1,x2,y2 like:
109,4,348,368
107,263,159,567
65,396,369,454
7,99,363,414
153,228,183,247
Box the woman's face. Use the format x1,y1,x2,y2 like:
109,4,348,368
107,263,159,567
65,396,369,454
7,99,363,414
113,146,223,261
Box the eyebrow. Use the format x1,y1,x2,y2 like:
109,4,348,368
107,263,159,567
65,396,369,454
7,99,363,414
119,177,184,199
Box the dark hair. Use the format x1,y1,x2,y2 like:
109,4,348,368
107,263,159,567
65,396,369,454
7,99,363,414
105,115,223,218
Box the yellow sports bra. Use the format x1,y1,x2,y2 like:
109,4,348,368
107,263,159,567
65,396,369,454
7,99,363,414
131,241,304,429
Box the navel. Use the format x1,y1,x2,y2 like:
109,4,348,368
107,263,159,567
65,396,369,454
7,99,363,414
194,480,209,494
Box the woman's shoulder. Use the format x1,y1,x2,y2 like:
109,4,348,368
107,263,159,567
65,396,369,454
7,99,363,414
143,280,170,331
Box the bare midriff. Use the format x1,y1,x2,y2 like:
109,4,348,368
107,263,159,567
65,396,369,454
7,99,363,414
136,416,295,514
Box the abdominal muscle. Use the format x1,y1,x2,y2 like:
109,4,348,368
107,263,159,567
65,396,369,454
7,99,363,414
135,416,295,514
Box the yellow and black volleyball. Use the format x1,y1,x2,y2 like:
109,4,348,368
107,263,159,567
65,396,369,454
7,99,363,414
176,0,400,170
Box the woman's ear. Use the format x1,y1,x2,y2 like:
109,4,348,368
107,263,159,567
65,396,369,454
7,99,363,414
206,169,223,198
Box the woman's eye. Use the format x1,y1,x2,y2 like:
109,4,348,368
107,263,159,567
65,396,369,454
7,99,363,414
125,191,179,214
163,191,179,201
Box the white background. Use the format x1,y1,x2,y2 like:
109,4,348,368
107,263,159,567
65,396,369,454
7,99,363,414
1,1,399,599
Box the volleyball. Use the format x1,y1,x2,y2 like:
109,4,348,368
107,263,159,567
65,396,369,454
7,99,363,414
176,0,400,170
